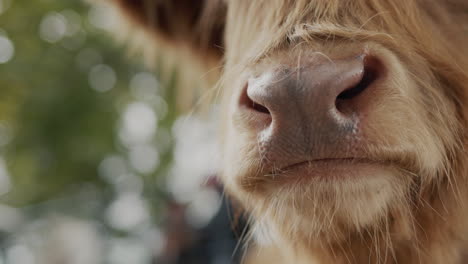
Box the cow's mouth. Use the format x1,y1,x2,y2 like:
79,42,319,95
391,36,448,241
267,158,387,182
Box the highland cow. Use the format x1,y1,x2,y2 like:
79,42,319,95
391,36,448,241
109,0,468,263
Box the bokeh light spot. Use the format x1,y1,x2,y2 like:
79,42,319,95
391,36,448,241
0,34,14,64
46,218,102,264
60,10,82,37
128,145,160,174
107,238,152,264
106,193,149,231
88,64,116,92
88,3,119,32
39,12,67,43
98,155,128,183
98,156,144,193
119,102,157,146
130,72,159,101
0,205,22,232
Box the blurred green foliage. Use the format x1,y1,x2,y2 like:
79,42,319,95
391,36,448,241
0,1,231,263
0,0,175,219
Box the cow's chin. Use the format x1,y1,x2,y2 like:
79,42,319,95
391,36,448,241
224,157,415,247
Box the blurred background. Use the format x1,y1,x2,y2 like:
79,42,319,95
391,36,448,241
0,0,243,263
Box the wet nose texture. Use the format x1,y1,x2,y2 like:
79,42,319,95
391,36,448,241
239,54,382,162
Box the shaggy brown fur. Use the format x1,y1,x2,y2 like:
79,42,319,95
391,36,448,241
107,0,468,263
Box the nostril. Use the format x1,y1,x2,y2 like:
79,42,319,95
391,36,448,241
337,67,376,100
240,84,271,115
252,101,270,114
337,56,381,101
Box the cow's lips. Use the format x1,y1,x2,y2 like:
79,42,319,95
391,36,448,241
238,156,395,193
270,158,385,181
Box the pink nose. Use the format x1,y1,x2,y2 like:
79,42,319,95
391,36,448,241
238,54,383,163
